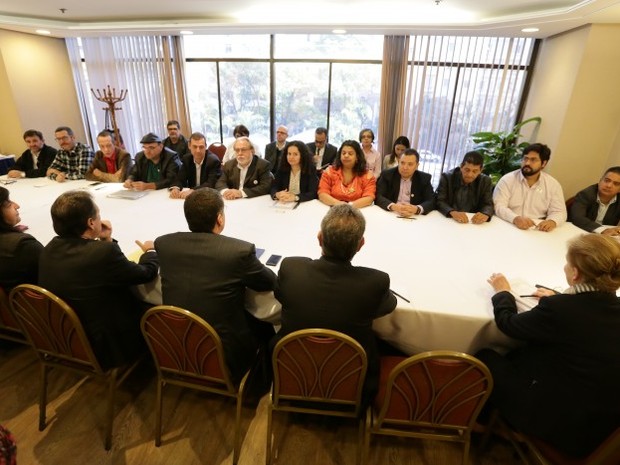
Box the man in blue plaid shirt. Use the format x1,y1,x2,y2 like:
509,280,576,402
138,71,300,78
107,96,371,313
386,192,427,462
47,126,94,182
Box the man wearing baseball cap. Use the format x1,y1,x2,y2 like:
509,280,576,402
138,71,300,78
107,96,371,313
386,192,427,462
124,132,181,190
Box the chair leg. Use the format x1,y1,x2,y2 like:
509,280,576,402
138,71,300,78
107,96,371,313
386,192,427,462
38,364,49,431
356,413,366,465
233,391,243,465
104,369,118,451
265,402,274,465
362,409,372,465
155,379,163,447
462,434,471,465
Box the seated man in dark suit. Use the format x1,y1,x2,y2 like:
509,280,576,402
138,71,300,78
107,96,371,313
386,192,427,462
155,188,276,383
38,190,159,369
124,132,181,190
169,132,221,199
7,129,57,178
264,125,288,174
215,136,273,199
274,204,397,400
307,127,338,173
435,150,494,224
569,166,620,235
375,148,434,217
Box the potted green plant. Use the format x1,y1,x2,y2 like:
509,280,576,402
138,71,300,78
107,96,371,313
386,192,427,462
471,116,542,184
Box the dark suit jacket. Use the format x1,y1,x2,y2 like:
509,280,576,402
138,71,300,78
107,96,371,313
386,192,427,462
12,145,57,178
163,135,189,158
483,290,620,457
155,232,276,383
569,184,620,232
264,141,286,174
215,155,274,198
435,167,494,219
85,149,133,182
0,232,43,290
270,170,319,202
306,142,338,168
39,237,159,369
375,168,435,213
127,147,181,189
274,256,397,399
172,151,221,189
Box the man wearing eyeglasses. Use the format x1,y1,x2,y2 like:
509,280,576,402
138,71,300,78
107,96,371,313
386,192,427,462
124,132,181,191
307,127,337,173
46,126,94,182
215,136,273,200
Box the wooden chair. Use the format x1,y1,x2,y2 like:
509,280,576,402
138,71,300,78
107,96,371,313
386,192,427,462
140,305,252,465
489,415,620,465
364,351,493,465
0,287,26,344
208,142,227,162
267,329,368,465
8,284,141,450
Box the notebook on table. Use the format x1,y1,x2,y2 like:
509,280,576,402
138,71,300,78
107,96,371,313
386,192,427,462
107,189,149,200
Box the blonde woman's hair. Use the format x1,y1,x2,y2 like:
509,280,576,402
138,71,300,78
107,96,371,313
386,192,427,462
567,233,620,293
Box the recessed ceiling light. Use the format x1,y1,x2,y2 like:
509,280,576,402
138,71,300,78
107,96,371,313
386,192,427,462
332,29,346,34
36,29,51,35
179,30,194,35
521,27,539,33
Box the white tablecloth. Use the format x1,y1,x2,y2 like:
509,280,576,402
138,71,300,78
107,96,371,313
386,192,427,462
4,177,585,355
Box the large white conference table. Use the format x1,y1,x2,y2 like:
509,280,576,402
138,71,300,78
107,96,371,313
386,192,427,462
4,176,586,356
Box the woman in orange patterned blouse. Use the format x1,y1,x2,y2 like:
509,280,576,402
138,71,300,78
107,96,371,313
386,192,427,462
318,140,376,208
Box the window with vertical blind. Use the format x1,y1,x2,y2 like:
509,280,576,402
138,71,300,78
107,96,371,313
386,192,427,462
403,36,535,183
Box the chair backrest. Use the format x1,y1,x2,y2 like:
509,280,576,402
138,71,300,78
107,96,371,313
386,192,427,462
141,305,236,392
208,142,226,162
9,284,102,373
272,329,367,412
375,351,493,429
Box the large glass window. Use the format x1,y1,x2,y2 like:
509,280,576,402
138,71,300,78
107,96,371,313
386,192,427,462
274,63,330,142
183,34,384,147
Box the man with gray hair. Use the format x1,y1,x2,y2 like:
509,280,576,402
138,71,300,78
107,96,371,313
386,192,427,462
273,204,397,401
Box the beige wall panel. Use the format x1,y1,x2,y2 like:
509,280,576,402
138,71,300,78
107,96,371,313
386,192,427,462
0,30,84,156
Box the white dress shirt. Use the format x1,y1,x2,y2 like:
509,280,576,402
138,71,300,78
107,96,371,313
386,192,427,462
493,169,567,226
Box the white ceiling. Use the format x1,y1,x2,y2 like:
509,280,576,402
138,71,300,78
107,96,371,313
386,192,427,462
1,0,620,38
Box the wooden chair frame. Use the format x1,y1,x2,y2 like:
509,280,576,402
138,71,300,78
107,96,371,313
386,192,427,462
141,305,252,465
0,286,26,344
8,284,140,450
364,350,493,465
267,328,368,465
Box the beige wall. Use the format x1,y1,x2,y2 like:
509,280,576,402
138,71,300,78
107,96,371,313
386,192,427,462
0,29,84,156
522,24,620,197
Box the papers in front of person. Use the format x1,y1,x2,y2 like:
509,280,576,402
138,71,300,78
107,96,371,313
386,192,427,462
107,189,149,200
508,278,563,313
272,200,299,211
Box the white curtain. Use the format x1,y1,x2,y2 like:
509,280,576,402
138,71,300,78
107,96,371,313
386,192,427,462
66,36,190,155
402,36,534,180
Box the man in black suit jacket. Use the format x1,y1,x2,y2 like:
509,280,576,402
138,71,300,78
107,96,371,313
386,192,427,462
169,132,221,199
155,188,276,383
7,129,57,179
274,204,397,401
124,132,181,190
435,150,494,224
376,148,435,216
306,127,337,172
215,136,273,199
569,166,620,234
264,125,288,174
38,191,159,369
